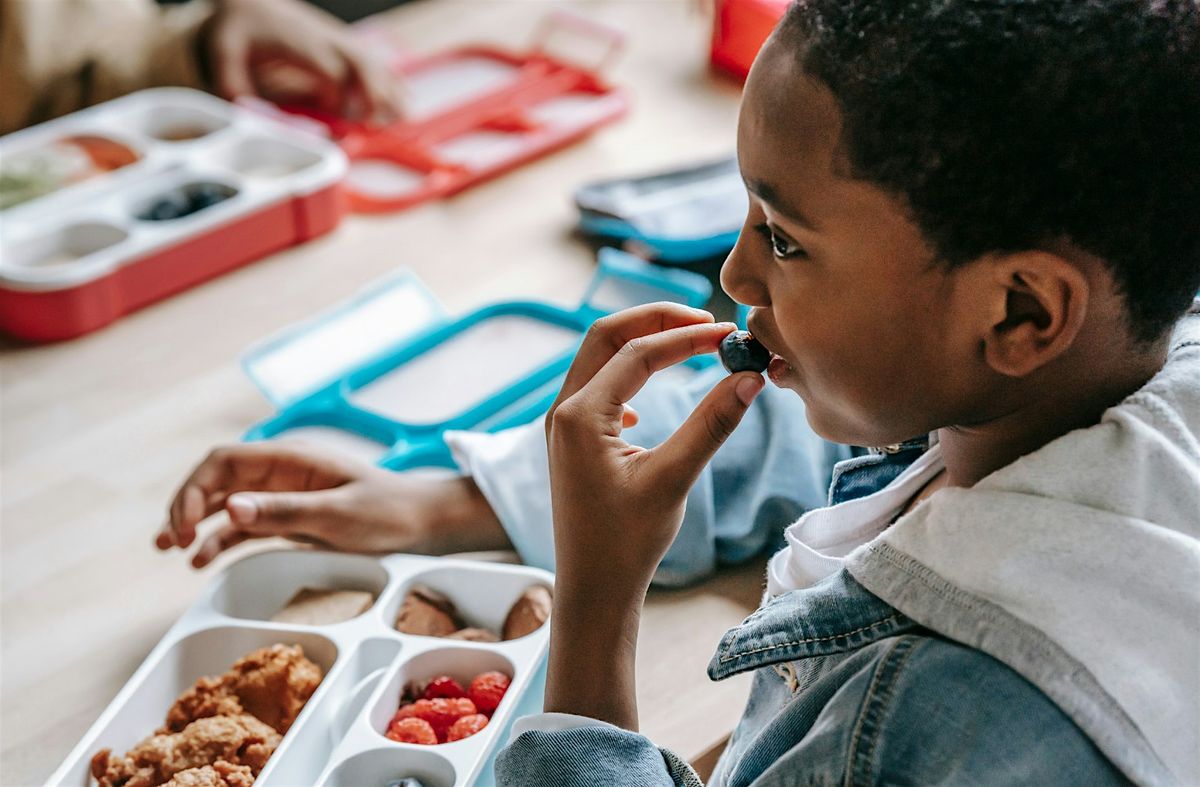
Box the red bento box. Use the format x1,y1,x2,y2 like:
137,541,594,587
0,88,347,343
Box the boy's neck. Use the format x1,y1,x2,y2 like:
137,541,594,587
936,348,1168,489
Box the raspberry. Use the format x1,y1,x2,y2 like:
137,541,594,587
385,717,437,745
422,676,466,700
446,713,489,742
468,671,511,716
392,697,477,741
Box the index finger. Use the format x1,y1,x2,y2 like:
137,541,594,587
576,321,737,422
551,303,714,416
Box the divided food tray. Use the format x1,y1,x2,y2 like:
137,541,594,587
47,550,554,787
0,88,347,342
280,12,629,213
241,248,718,470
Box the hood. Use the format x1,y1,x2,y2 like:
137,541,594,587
846,303,1200,786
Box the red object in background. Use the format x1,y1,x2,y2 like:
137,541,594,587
0,13,628,345
285,12,630,214
710,0,790,82
0,185,343,343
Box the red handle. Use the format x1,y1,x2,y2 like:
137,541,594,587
531,10,626,73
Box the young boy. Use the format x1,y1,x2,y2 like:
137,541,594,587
497,1,1200,785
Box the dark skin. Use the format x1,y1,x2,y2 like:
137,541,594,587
540,34,1170,727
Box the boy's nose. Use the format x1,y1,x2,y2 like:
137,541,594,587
720,235,770,308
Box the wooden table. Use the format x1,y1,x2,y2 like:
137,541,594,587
0,2,759,784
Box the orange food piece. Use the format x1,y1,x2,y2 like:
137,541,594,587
446,713,489,742
468,671,511,716
392,697,477,742
385,717,437,745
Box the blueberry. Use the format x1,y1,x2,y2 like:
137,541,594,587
719,330,770,374
139,192,190,221
187,182,231,211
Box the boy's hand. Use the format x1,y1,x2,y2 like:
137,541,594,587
157,442,508,567
203,0,403,123
543,303,764,728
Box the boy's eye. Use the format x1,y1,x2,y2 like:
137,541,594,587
754,224,805,259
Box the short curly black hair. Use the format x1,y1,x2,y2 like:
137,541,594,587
777,0,1200,342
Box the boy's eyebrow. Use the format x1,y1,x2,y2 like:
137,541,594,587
745,178,819,230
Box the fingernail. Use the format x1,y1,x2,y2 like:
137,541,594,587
735,375,764,406
227,494,256,525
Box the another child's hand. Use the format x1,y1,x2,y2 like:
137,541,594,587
203,0,403,123
156,442,508,567
546,303,764,595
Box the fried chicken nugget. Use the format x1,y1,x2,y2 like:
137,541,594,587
162,760,255,787
163,644,322,735
90,714,279,787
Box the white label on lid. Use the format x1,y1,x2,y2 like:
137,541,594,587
349,315,579,425
247,280,444,405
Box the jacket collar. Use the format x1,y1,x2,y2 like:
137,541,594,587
708,569,916,681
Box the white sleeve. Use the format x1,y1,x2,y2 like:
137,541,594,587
445,419,555,571
507,711,621,742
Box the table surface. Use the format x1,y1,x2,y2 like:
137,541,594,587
0,2,760,784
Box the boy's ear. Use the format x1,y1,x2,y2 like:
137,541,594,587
978,251,1090,378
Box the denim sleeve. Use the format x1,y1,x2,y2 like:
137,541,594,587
496,726,704,787
449,363,850,588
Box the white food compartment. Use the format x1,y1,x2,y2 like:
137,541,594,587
321,747,458,787
382,563,554,641
209,550,390,624
1,220,129,275
52,625,338,787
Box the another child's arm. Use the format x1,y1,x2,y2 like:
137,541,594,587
200,0,402,123
156,442,510,567
539,303,763,728
0,0,401,135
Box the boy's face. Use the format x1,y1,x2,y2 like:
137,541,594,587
722,39,987,446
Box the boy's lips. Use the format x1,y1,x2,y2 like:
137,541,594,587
766,353,792,384
745,320,794,385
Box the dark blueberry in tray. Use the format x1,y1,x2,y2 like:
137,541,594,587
139,191,191,221
138,183,234,221
188,182,232,211
719,330,771,374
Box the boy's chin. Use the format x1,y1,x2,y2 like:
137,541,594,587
802,400,912,449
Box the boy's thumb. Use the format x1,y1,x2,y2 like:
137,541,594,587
652,372,765,484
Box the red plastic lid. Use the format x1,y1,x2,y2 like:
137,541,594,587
277,12,631,213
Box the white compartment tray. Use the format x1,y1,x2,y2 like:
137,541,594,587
47,550,554,787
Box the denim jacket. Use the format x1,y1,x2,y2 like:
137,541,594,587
494,448,1126,786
